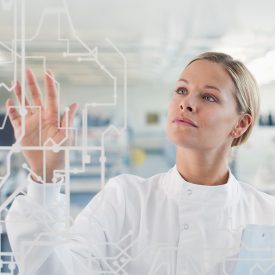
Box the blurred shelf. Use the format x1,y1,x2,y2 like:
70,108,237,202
62,179,101,193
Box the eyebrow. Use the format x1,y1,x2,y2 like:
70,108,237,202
178,78,221,93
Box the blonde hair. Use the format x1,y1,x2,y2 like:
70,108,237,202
187,52,260,147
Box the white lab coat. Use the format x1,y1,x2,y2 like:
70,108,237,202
5,165,275,275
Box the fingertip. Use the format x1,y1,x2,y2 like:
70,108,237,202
14,82,21,94
11,80,18,89
5,98,13,107
26,68,34,84
73,103,79,114
69,102,78,111
45,70,53,78
26,67,32,77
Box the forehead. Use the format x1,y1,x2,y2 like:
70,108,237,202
180,60,235,92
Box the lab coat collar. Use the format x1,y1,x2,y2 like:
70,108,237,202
163,165,240,205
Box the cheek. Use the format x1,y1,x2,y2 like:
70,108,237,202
201,108,235,135
165,109,173,134
166,103,178,138
167,100,176,118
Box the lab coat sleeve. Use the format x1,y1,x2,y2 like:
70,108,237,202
5,175,126,275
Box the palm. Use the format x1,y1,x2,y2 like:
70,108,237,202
6,69,78,182
18,112,62,146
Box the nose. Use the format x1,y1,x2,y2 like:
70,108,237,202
180,95,196,112
180,105,193,112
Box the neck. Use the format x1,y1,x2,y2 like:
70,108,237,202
176,146,230,186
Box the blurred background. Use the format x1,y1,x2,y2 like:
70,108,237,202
0,0,275,271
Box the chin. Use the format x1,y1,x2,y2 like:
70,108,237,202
166,132,198,149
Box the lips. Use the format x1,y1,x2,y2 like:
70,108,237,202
172,117,198,128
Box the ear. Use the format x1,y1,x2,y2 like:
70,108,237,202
231,113,253,139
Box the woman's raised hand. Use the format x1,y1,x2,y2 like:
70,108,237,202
5,69,78,183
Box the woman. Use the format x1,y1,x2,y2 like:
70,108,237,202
5,52,275,275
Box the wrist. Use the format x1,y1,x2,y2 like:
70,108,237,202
30,170,59,184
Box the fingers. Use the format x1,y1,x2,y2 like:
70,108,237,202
60,103,79,128
44,70,58,114
5,98,21,129
13,81,32,116
26,68,43,107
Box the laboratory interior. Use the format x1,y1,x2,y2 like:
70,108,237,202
0,0,275,274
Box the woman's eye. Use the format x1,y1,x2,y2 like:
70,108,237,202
175,88,188,95
203,95,217,102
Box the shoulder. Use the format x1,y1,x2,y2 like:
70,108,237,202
238,180,275,208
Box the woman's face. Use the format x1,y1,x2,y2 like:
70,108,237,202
166,59,242,151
